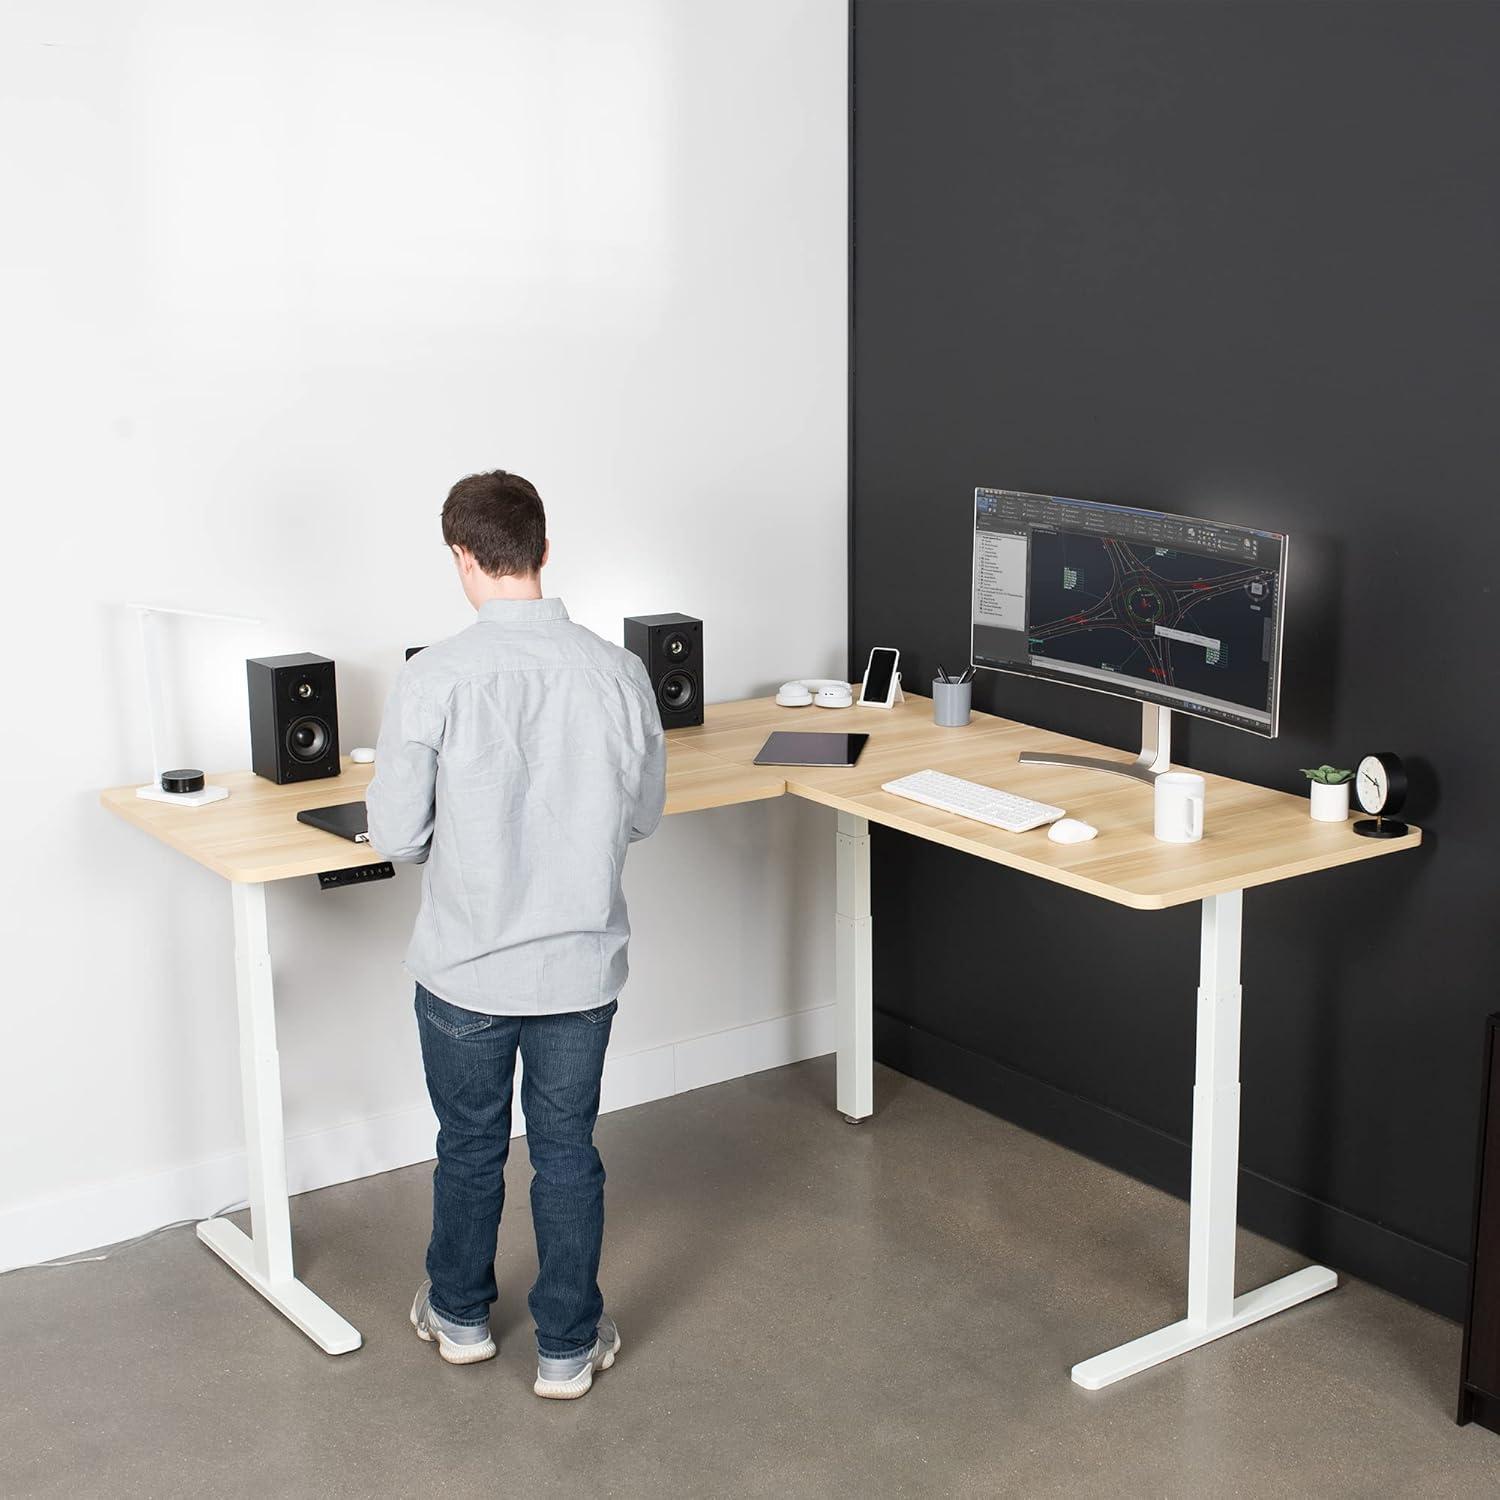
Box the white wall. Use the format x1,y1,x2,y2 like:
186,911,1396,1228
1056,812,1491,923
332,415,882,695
0,0,846,1267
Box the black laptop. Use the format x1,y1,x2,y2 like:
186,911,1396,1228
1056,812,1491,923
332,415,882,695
297,801,370,843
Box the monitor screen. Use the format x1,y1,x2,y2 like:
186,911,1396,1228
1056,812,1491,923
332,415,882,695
971,488,1287,736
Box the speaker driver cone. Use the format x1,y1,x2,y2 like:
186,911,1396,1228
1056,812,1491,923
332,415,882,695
659,671,697,713
287,716,331,762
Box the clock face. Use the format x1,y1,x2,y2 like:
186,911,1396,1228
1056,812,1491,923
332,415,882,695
1356,755,1389,814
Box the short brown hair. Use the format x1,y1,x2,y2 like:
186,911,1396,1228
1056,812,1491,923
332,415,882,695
441,471,547,578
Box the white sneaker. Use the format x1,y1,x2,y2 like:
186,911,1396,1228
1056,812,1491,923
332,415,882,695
410,1280,497,1365
533,1314,620,1399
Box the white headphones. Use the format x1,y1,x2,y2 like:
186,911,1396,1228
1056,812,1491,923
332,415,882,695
776,678,853,709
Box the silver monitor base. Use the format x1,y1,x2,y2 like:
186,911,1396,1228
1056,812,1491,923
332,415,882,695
1018,703,1173,785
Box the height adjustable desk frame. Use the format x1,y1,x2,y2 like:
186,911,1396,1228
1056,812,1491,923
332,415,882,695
201,879,361,1352
102,693,1417,1383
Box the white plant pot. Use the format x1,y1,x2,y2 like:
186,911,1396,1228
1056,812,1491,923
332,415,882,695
1309,780,1350,822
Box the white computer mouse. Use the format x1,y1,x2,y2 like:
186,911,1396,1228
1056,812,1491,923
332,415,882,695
350,746,376,764
1048,817,1097,844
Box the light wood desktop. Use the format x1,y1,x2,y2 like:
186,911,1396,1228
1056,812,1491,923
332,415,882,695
673,693,1417,908
98,744,787,884
102,690,1407,904
102,688,1421,1384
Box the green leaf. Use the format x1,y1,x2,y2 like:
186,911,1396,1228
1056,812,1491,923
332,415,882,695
1300,764,1353,784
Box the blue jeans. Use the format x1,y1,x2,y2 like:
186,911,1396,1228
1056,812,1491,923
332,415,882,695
414,983,616,1358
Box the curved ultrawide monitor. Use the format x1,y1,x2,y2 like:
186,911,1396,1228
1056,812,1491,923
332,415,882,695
971,488,1287,737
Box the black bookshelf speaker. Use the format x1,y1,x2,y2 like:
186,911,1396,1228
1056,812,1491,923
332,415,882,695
1459,1012,1500,1433
246,652,341,783
624,613,703,728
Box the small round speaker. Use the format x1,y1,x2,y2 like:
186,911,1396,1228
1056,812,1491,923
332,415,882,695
662,631,692,663
286,716,331,763
160,768,206,795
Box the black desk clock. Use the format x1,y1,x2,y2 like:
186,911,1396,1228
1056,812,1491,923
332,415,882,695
1353,751,1410,838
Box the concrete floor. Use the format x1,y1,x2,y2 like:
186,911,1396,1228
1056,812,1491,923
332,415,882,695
3,1058,1498,1499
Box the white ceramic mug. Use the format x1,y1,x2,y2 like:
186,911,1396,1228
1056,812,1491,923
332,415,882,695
1154,771,1205,843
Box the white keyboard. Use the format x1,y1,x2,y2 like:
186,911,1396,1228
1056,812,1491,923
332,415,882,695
881,769,1066,833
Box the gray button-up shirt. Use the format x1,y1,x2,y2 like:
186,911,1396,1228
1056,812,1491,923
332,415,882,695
367,597,667,1016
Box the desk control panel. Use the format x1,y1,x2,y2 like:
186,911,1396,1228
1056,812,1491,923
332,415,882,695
317,862,394,891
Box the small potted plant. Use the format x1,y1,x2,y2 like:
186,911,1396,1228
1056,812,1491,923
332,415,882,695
1301,764,1353,822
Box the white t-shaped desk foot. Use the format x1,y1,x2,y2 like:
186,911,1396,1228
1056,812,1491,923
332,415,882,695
197,881,362,1355
1070,889,1336,1389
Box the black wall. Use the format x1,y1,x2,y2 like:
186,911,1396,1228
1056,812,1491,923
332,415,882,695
851,0,1500,1317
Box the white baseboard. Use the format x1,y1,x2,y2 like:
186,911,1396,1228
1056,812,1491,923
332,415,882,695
0,1004,833,1273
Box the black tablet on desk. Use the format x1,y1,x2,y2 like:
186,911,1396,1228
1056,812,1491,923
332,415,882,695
297,802,370,842
753,732,868,768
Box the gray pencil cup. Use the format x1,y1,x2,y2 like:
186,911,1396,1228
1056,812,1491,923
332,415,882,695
932,678,972,727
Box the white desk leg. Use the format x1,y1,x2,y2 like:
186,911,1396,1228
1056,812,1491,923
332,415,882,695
196,880,363,1355
835,812,874,1123
1070,889,1335,1389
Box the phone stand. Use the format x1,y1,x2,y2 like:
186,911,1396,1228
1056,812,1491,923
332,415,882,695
862,672,903,709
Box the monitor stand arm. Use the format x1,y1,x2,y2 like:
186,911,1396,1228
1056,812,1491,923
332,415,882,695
1018,703,1173,785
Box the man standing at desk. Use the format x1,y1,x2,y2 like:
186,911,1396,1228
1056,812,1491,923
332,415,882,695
368,469,667,1399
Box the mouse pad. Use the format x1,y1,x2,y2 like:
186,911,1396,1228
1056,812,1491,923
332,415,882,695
753,732,868,768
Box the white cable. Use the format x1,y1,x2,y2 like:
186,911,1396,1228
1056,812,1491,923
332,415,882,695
2,1199,249,1274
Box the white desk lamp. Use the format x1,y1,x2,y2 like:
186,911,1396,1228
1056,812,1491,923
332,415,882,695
129,602,261,807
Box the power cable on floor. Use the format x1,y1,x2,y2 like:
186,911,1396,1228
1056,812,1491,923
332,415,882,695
2,1199,249,1274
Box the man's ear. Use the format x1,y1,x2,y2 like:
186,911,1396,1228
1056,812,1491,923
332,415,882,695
540,538,551,570
451,544,472,574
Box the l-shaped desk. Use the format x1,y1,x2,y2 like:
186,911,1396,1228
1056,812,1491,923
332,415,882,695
102,690,1420,1388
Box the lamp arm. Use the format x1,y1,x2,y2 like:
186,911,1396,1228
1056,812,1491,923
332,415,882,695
128,603,262,785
